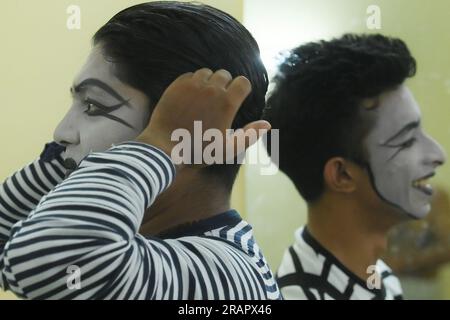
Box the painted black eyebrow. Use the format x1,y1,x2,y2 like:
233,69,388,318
382,120,420,146
72,78,130,107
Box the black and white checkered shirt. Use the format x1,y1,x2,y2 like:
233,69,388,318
277,226,403,300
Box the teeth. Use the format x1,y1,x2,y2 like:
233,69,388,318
412,179,430,189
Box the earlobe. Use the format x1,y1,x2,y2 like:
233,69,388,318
323,157,357,194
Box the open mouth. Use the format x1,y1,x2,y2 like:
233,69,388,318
412,173,435,196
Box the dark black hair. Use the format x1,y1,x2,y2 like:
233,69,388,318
93,1,268,190
264,34,416,203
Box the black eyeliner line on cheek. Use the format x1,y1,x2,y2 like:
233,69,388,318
84,99,135,129
379,142,404,162
96,113,134,129
381,136,417,161
387,149,402,162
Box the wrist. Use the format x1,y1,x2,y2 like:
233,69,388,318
134,131,187,172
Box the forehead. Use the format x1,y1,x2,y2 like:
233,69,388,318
367,85,421,134
70,46,151,107
72,46,121,90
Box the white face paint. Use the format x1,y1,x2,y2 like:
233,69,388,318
363,85,446,219
54,46,150,167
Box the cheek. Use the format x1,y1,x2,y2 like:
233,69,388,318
79,118,143,153
387,159,411,180
374,153,414,189
370,143,417,180
117,104,151,133
81,106,150,150
369,148,430,217
128,109,151,133
366,146,413,209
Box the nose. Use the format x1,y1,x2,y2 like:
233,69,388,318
423,134,447,168
53,107,80,147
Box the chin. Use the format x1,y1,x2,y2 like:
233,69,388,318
408,204,431,220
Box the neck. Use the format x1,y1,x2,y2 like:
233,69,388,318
307,195,398,281
139,168,230,236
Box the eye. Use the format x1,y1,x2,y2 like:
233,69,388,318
398,138,417,149
83,98,106,115
85,102,100,114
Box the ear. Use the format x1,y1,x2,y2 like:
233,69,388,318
323,157,358,194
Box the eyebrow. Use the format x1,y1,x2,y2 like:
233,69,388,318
382,120,420,145
72,78,130,107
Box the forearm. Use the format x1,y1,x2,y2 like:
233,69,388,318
1,142,175,298
0,142,65,240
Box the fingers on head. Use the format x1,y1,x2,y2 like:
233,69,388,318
192,68,213,83
208,69,233,88
226,76,252,107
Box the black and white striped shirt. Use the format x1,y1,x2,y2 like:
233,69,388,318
0,142,281,300
277,226,403,300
